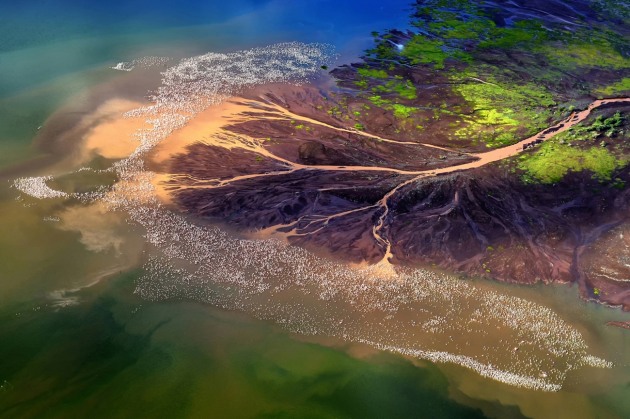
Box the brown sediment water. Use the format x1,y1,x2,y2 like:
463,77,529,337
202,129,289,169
77,99,150,162
12,40,630,398
150,97,629,182
8,10,630,415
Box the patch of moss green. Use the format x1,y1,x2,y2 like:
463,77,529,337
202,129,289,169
359,0,629,147
595,78,630,96
368,95,391,107
393,80,417,100
366,39,399,61
392,104,417,119
453,124,520,147
373,79,417,100
492,132,518,147
544,39,630,70
519,143,623,183
428,15,495,41
410,1,549,61
451,72,555,144
564,112,625,140
475,108,519,126
480,20,548,49
327,106,342,118
592,112,625,130
517,115,627,183
357,68,389,79
400,36,448,69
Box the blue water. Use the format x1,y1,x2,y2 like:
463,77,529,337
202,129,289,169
2,2,630,417
0,0,411,169
0,0,412,97
0,5,497,417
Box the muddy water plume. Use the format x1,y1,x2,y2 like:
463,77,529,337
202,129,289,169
11,42,615,391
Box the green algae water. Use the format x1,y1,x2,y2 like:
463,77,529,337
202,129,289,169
0,271,492,418
2,2,630,418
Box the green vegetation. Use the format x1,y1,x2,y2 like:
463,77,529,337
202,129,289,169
361,0,563,146
392,104,417,119
354,123,365,131
355,0,629,148
564,112,625,140
489,132,518,148
450,71,556,147
355,66,417,102
400,36,449,69
479,20,548,49
595,78,630,96
327,106,343,118
392,80,417,100
293,124,313,132
357,68,389,79
373,79,417,100
368,96,390,107
519,144,622,183
365,95,420,120
518,113,628,183
544,39,630,70
398,1,551,68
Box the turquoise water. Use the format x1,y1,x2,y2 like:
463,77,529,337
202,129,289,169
0,0,409,169
1,2,630,418
0,271,494,418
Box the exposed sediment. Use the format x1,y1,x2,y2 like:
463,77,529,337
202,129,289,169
12,41,621,391
148,85,630,311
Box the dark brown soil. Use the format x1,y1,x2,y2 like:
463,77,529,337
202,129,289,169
157,83,630,311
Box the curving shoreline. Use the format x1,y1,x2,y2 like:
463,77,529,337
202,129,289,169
11,41,629,391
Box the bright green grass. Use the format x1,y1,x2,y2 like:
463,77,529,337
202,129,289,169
595,78,630,96
544,40,630,70
518,115,627,183
357,67,389,79
368,95,391,107
400,36,448,69
519,143,623,183
392,104,417,118
451,72,555,146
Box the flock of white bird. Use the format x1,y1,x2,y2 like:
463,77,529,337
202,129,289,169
12,42,612,391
